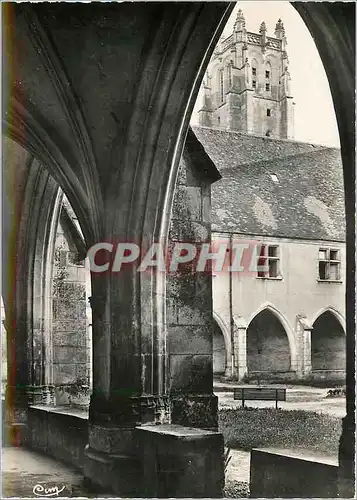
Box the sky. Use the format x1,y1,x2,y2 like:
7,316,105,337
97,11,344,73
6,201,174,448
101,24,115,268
191,1,340,148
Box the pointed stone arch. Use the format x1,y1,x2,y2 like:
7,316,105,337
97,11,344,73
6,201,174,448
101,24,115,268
311,308,346,372
247,303,297,373
311,306,345,331
212,312,232,376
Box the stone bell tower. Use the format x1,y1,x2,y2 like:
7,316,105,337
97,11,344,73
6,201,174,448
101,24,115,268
198,10,295,139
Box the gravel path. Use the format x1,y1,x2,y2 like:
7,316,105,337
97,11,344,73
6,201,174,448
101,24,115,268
216,385,346,417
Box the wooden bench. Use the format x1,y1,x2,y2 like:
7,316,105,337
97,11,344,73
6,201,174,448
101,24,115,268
233,387,286,409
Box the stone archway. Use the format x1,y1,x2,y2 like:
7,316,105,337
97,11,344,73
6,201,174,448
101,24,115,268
311,310,346,372
213,319,227,376
51,195,92,407
247,309,291,374
2,1,354,496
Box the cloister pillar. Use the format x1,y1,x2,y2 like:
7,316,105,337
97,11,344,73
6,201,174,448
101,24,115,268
167,129,222,430
232,316,248,380
296,315,312,378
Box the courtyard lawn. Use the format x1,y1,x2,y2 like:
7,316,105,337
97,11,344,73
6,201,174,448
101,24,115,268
219,407,341,456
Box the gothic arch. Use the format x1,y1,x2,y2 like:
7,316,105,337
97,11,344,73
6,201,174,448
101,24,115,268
311,306,346,331
247,303,297,370
3,145,62,409
311,308,346,372
213,311,232,362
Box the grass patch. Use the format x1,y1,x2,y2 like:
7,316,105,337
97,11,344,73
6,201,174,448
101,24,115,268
219,407,341,456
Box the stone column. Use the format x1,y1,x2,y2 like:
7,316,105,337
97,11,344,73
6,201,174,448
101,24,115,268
296,316,313,378
232,316,248,380
84,130,225,495
167,129,222,430
225,346,233,378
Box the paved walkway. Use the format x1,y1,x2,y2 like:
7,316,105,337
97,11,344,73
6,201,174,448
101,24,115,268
2,448,106,498
2,446,249,498
225,448,250,482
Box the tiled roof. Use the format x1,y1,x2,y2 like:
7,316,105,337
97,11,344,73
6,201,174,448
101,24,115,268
191,126,345,241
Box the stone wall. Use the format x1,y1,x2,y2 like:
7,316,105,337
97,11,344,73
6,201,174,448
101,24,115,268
213,234,346,380
28,407,88,470
166,131,221,429
250,448,338,498
52,218,91,406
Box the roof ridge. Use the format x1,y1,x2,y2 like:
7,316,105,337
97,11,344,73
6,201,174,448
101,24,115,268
218,145,340,174
191,124,340,150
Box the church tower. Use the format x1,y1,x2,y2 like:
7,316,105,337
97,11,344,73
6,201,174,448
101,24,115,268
198,11,295,139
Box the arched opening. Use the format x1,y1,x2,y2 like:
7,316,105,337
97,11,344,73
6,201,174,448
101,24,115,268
247,309,291,373
213,319,227,375
311,310,345,372
52,195,92,407
1,1,354,495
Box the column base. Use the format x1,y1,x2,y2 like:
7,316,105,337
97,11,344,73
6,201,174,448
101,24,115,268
2,422,29,447
136,423,225,498
89,394,171,426
3,385,30,446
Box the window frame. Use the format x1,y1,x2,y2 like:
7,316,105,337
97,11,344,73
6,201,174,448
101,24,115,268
317,247,341,282
256,244,282,280
265,82,270,92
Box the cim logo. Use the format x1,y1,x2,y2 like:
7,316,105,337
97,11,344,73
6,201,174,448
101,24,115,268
32,484,66,497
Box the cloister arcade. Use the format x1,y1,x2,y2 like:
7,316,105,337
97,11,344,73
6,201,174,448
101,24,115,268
1,2,354,497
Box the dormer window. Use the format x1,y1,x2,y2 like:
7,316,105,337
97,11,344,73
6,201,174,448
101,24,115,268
265,70,270,79
252,67,257,77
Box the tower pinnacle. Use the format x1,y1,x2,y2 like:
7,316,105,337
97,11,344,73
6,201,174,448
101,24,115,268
275,18,285,39
259,21,267,34
234,9,246,31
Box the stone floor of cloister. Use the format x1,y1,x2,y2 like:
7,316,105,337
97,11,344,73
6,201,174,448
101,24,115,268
1,446,250,498
2,443,339,498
